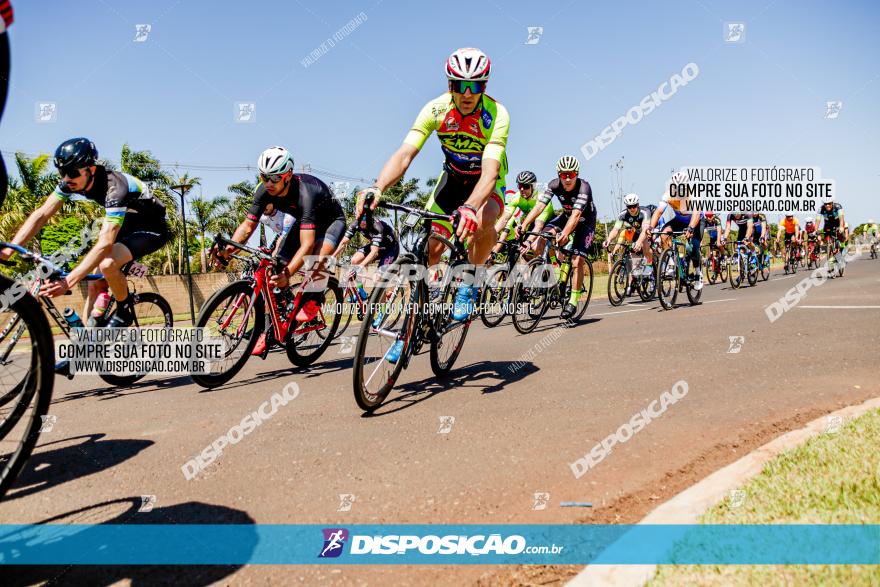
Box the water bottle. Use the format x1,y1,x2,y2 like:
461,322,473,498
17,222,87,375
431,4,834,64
63,308,84,329
91,292,112,320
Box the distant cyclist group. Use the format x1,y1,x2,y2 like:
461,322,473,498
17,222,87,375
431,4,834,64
0,46,875,493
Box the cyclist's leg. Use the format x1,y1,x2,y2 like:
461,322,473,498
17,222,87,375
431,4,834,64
110,225,169,303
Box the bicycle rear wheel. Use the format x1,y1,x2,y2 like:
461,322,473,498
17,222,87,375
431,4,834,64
190,280,264,389
657,249,679,310
480,266,509,328
286,278,342,367
96,292,173,387
570,259,594,321
728,253,744,288
430,275,472,377
0,283,54,500
352,259,419,412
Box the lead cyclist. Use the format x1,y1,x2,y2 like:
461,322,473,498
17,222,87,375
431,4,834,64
356,47,509,362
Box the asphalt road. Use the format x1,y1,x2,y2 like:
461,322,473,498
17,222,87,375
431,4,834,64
3,255,879,586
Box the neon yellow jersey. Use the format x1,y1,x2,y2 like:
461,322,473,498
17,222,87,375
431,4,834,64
404,93,509,179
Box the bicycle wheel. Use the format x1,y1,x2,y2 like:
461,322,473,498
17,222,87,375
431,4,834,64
657,249,679,310
286,278,342,367
429,275,472,377
686,263,703,305
97,292,174,387
607,259,629,307
760,252,771,281
191,280,264,389
335,290,356,339
638,270,657,302
480,266,509,328
570,259,594,321
0,283,54,500
728,253,743,289
511,259,550,334
706,256,719,284
352,258,419,412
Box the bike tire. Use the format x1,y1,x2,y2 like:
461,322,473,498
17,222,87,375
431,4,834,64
190,280,264,389
657,248,679,310
98,292,174,387
511,258,549,334
430,276,471,377
480,266,510,328
352,259,420,412
286,278,343,367
607,260,629,307
0,284,54,500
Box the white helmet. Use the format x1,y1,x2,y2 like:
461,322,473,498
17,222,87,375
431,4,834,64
446,48,491,81
258,146,294,176
869,219,875,224
623,193,640,206
556,155,580,174
670,170,687,185
822,194,835,204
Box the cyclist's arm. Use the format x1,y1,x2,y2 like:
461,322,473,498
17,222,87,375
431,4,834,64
360,245,380,266
6,194,64,253
332,222,357,258
494,205,516,233
560,209,583,241
374,143,419,193
231,218,258,247
519,201,547,235
745,219,754,240
606,220,623,243
649,204,664,230
65,221,121,288
283,227,316,278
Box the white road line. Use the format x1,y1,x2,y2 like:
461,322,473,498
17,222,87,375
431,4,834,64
773,275,797,281
702,298,736,304
589,307,652,317
798,305,880,309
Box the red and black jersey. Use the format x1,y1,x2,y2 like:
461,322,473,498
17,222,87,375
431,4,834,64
1,0,13,30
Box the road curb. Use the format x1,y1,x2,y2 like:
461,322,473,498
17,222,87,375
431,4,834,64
567,394,880,587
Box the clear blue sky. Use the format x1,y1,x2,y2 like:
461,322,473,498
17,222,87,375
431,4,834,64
2,0,878,223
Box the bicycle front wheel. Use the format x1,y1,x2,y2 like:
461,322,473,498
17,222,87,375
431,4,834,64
0,283,54,500
480,266,510,328
190,280,264,389
511,259,550,334
430,275,472,377
352,259,419,412
657,249,679,310
570,259,594,321
607,259,629,307
98,292,174,387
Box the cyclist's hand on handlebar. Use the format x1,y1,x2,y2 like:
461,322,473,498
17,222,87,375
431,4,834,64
455,205,479,244
555,231,568,247
269,265,290,289
39,277,71,298
355,186,382,218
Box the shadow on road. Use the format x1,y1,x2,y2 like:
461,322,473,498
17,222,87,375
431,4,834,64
0,497,255,586
365,359,539,417
3,433,153,502
52,373,196,405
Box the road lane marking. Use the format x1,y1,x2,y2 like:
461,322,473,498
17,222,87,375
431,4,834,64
589,307,652,317
798,305,880,309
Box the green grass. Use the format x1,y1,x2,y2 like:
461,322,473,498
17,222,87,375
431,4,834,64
651,408,880,586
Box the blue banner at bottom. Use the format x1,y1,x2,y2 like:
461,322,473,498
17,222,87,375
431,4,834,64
0,524,877,565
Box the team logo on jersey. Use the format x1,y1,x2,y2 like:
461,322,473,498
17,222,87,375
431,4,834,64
443,116,459,131
481,108,493,129
469,122,480,134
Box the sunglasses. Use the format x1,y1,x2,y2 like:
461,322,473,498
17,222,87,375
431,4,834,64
60,167,83,180
627,204,640,209
517,183,533,190
260,172,286,184
449,79,486,94
558,171,577,180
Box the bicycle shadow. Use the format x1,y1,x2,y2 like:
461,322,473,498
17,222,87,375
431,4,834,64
2,433,153,502
364,359,538,417
528,317,601,335
196,349,354,393
52,373,194,405
0,497,255,586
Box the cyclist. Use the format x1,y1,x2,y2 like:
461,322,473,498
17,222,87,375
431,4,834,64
603,193,653,272
803,217,820,264
517,155,598,319
1,138,169,329
700,211,725,271
493,170,554,255
723,212,755,250
864,219,879,247
331,208,399,301
815,195,845,257
649,171,703,290
776,214,801,268
356,46,509,361
214,145,346,323
259,204,295,255
752,212,771,267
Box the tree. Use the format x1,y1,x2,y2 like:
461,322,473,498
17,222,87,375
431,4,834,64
189,195,231,272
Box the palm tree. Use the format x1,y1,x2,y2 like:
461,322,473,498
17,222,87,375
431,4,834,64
223,178,258,243
0,152,97,252
189,195,231,271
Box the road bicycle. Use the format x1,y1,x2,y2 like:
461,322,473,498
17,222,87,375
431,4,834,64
727,240,759,289
822,232,846,278
805,237,821,269
0,242,172,387
607,241,656,306
0,272,54,500
480,239,527,328
655,231,703,309
352,200,474,412
191,235,342,389
510,230,593,334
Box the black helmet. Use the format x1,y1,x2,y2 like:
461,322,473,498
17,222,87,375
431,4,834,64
516,170,537,185
54,137,98,172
